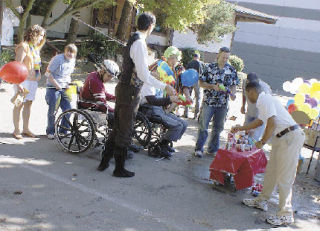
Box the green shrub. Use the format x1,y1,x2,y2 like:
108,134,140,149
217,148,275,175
78,33,122,65
229,55,244,72
0,49,15,67
181,48,200,68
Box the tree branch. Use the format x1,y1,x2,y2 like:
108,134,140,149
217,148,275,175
42,0,60,27
5,0,21,20
46,0,105,28
21,0,36,22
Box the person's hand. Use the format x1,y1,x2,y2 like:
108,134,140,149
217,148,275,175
56,85,62,91
241,105,246,114
152,71,160,79
165,84,176,96
17,84,24,93
230,94,236,101
255,141,264,149
211,83,222,91
230,125,242,133
169,95,181,104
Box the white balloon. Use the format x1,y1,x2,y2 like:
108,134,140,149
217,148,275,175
293,77,304,86
283,81,291,92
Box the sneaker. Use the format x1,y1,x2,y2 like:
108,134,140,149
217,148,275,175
47,134,55,140
206,151,217,156
194,150,203,158
266,214,294,226
242,198,268,212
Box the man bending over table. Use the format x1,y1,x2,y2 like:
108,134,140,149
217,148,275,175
231,81,305,226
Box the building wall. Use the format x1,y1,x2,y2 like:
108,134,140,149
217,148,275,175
11,0,92,38
231,0,320,93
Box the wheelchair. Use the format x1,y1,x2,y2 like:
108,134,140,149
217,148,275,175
134,105,173,158
54,84,109,153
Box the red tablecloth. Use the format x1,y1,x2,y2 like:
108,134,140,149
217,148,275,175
209,148,267,190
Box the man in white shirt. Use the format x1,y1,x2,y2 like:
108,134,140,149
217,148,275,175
241,72,272,141
97,12,175,177
231,81,305,226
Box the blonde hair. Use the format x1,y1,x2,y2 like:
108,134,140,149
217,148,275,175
24,24,46,49
64,43,78,55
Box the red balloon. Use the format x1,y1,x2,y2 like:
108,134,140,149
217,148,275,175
288,104,298,113
0,61,28,84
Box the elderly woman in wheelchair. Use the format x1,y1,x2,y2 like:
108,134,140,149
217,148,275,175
138,81,188,158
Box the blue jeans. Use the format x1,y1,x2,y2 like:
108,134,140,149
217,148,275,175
45,88,71,135
195,103,228,153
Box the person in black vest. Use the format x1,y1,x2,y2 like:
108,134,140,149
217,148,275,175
97,12,176,177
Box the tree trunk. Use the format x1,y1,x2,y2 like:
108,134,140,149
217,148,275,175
17,17,26,43
66,12,80,44
115,0,133,41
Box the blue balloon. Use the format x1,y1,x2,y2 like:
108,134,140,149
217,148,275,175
286,99,295,108
181,69,199,87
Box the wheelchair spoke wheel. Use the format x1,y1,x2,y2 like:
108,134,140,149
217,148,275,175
134,111,151,147
55,109,95,153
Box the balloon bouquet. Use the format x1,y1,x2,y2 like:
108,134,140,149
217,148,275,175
283,77,320,120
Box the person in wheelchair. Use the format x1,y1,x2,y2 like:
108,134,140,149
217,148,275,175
140,82,188,158
79,60,140,156
78,59,118,127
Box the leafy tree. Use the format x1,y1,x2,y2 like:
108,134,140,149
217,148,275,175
5,0,114,42
192,0,236,44
115,0,234,44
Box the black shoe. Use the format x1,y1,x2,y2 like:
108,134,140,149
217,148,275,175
97,144,114,172
166,144,175,153
128,143,141,153
160,145,172,158
113,147,135,178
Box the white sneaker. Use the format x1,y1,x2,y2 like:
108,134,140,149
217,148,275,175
194,150,203,158
266,214,294,226
242,198,268,211
47,134,55,140
206,151,217,156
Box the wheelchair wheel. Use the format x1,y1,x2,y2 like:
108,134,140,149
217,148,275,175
134,111,152,147
55,109,95,153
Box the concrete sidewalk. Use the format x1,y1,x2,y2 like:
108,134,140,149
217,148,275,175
0,82,319,231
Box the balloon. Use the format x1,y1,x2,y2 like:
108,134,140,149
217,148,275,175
293,77,304,87
298,103,312,115
310,91,320,100
311,82,320,92
282,81,291,92
309,108,319,120
0,61,28,84
308,98,318,108
288,104,298,113
157,60,175,85
286,99,295,107
294,93,305,105
181,69,199,87
298,83,311,94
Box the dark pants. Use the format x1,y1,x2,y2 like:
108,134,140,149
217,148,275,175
106,82,141,150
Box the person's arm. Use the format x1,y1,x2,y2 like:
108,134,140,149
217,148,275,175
47,55,62,90
230,85,236,101
131,40,166,90
145,95,171,106
15,44,27,92
105,92,116,102
198,80,221,91
231,118,264,133
241,94,246,114
47,73,61,90
256,116,276,148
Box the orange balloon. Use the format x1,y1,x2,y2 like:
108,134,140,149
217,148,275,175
0,61,28,84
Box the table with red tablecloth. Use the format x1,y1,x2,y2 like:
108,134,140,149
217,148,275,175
209,148,267,190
